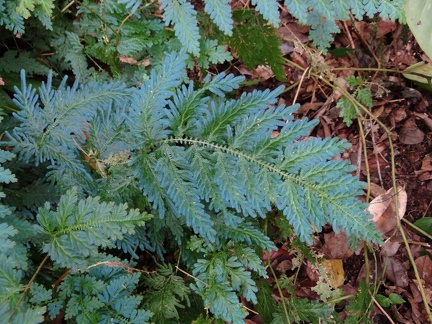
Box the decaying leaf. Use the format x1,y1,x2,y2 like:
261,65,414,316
322,232,353,259
385,257,409,287
415,255,432,285
399,117,425,145
368,186,407,234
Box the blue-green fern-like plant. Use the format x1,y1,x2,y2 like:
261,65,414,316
160,0,405,53
0,51,381,323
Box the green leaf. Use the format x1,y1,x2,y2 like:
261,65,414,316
403,62,432,92
405,0,431,59
375,294,391,307
142,263,190,322
388,293,405,305
414,217,432,236
229,9,286,82
255,280,276,323
337,96,357,126
356,88,373,107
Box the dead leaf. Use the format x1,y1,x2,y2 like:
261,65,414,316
321,259,345,288
415,256,432,285
392,107,407,123
399,118,424,145
279,23,310,44
322,232,353,259
369,183,387,198
369,186,407,234
118,55,150,67
420,155,432,172
276,259,293,273
376,20,397,38
413,112,432,132
305,260,320,282
357,259,384,284
252,65,274,81
382,240,401,257
385,257,409,287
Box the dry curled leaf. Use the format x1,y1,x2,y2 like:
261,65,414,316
368,186,407,234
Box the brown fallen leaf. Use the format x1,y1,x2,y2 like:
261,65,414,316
413,112,432,132
415,255,432,285
399,117,425,145
322,232,353,259
385,256,409,287
252,65,274,81
357,258,384,284
368,186,407,234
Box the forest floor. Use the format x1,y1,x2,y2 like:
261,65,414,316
218,11,432,324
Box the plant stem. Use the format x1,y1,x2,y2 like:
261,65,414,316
8,254,49,321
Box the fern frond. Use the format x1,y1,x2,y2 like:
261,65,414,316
127,51,188,146
6,70,130,171
35,187,152,270
0,1,25,34
202,72,243,97
0,51,51,75
49,263,152,322
251,0,280,27
192,250,255,323
156,144,216,242
196,39,233,69
283,0,309,24
0,302,45,324
161,0,200,55
131,152,168,218
142,263,190,322
167,83,209,137
215,221,276,251
0,165,17,184
377,0,405,22
204,0,233,35
117,0,143,13
16,0,54,19
229,10,286,81
308,16,340,51
195,86,284,141
272,297,334,323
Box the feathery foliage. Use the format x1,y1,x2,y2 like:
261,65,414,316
0,51,381,322
0,0,406,321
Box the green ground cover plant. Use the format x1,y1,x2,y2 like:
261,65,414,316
0,0,406,323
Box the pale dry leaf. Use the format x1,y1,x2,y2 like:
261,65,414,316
381,240,401,257
368,186,407,234
252,65,274,81
276,259,293,273
118,55,138,65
